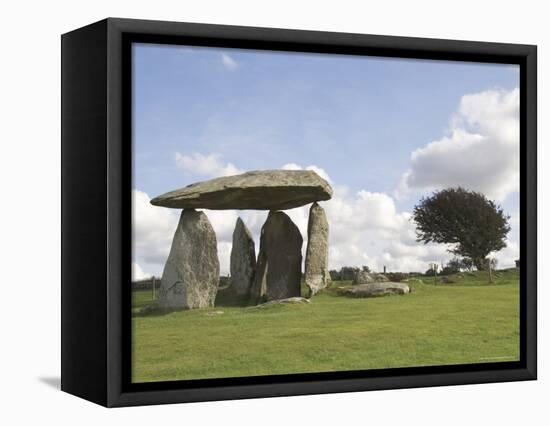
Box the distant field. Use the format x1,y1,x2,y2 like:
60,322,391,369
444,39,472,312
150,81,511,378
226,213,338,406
131,268,520,383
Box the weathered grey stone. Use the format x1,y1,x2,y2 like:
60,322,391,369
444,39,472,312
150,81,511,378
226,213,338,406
338,282,410,298
251,211,303,303
230,218,256,293
304,202,330,297
159,209,220,310
222,218,256,305
352,271,389,285
150,170,333,210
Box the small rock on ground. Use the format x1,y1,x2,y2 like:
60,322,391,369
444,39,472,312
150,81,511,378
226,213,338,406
253,297,311,308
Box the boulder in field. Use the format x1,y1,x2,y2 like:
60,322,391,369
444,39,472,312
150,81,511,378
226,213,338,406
304,202,330,297
159,209,220,310
338,282,410,298
353,271,390,285
150,170,333,210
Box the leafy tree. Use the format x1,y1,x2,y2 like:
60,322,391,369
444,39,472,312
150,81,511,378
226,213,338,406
459,258,474,272
440,258,462,275
329,269,341,281
340,266,360,281
386,272,408,282
329,266,370,281
413,188,510,270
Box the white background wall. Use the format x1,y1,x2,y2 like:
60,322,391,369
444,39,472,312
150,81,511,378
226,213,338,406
0,0,546,424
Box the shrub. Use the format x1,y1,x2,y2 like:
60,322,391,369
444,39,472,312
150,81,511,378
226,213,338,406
440,258,462,275
386,272,409,282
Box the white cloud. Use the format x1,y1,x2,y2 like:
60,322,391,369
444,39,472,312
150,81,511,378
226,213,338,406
175,152,242,178
279,164,464,272
281,162,333,184
399,88,519,201
133,188,267,276
281,163,302,171
132,189,179,276
217,241,233,277
322,184,455,273
491,240,519,269
132,262,151,281
221,53,238,71
135,140,519,280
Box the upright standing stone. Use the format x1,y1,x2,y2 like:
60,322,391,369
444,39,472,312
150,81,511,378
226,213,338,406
228,218,256,303
251,211,303,303
159,209,220,310
304,202,330,297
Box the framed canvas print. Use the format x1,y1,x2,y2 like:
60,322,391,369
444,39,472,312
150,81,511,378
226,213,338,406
61,18,537,407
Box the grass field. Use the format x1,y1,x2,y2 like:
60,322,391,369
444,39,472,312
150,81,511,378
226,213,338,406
131,268,519,383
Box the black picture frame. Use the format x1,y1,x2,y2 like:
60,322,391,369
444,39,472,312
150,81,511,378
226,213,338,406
61,17,537,407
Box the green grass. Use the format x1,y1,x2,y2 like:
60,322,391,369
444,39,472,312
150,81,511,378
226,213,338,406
131,268,520,383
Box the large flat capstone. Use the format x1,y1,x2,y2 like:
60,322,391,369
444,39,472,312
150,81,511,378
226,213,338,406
150,170,333,210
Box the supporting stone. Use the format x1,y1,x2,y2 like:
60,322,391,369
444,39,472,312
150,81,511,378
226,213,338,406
222,217,256,305
251,211,303,303
159,209,220,310
304,202,330,297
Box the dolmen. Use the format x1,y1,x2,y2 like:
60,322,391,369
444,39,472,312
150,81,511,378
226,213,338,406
150,170,333,310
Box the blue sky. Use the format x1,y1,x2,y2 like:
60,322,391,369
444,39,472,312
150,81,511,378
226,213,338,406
131,42,520,278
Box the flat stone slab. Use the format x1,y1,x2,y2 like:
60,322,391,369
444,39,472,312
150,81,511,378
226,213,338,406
338,282,410,298
253,297,311,308
150,170,333,210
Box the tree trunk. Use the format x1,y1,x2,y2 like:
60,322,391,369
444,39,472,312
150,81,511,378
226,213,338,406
474,257,487,271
